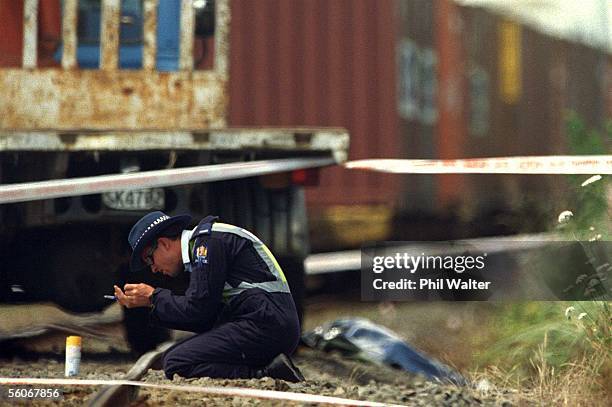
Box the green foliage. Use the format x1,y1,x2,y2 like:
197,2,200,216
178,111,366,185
562,112,611,236
565,301,612,356
478,301,611,379
478,303,575,373
565,111,610,155
483,115,611,377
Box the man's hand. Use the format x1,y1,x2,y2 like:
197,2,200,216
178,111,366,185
114,283,155,308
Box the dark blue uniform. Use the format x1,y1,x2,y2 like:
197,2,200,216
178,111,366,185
150,216,301,379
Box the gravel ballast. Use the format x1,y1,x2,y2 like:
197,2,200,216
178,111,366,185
0,356,134,406
134,348,519,406
0,348,523,406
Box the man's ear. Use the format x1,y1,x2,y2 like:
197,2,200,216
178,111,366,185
157,237,171,249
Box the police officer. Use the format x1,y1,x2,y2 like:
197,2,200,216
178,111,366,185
114,211,304,382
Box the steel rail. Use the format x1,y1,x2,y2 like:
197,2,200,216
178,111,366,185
0,157,335,204
87,341,174,407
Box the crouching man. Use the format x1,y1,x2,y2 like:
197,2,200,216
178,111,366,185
114,211,304,382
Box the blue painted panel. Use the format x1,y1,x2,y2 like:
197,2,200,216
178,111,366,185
55,0,180,71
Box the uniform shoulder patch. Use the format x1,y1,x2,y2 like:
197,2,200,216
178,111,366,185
196,244,208,264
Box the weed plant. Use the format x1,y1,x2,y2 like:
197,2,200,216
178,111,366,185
471,114,611,405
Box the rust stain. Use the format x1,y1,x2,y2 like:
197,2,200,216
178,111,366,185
0,69,227,130
0,0,231,132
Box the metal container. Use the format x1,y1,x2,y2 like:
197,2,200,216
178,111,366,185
0,0,61,67
2,0,609,245
227,0,401,209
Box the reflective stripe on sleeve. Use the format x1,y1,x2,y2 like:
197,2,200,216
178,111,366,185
213,223,290,296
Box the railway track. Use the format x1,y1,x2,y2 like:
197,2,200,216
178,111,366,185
0,325,516,406
1,339,408,406
0,299,527,405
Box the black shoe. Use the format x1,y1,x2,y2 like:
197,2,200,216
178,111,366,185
257,354,305,383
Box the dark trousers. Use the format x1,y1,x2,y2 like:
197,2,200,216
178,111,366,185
162,290,300,379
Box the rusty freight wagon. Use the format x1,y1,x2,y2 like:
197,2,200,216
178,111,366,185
399,0,611,234
230,0,611,247
0,0,349,352
228,0,402,250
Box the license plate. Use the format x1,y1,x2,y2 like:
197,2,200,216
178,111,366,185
102,188,165,211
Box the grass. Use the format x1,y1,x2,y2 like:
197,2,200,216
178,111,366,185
474,113,611,404
469,301,611,406
304,300,611,404
472,351,609,406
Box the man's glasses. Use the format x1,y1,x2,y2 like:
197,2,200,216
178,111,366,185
143,240,158,267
